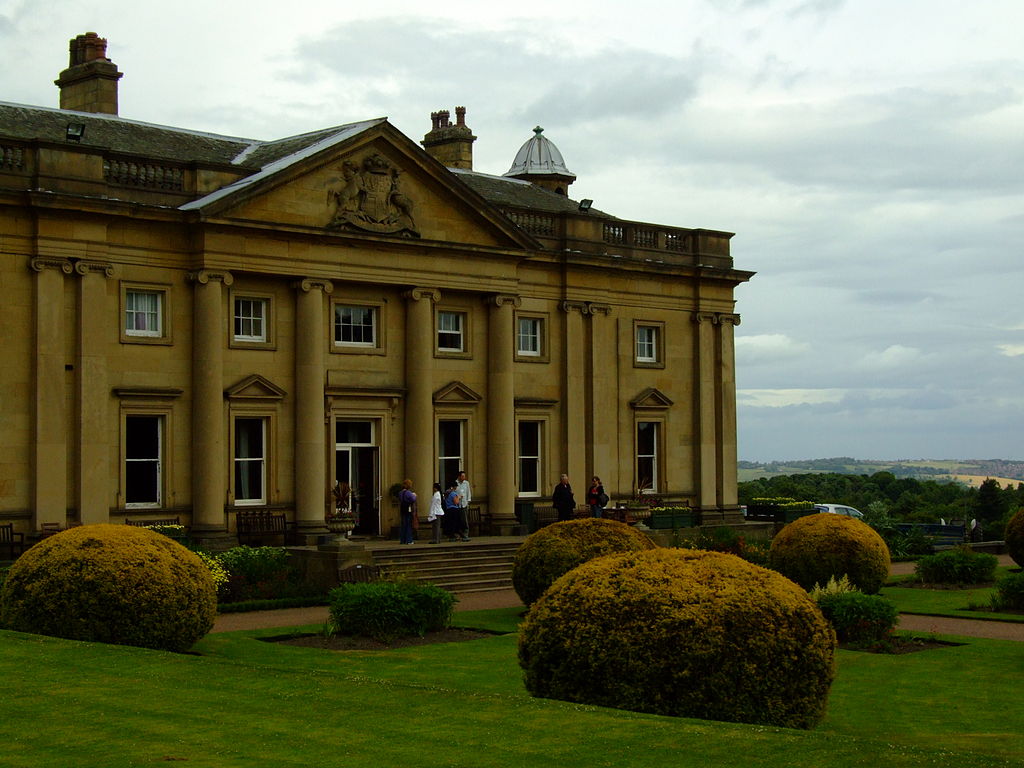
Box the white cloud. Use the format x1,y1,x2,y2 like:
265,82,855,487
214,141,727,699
735,334,810,364
997,344,1024,358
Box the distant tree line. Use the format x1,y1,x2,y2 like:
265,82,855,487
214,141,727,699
738,472,1024,538
739,458,1024,480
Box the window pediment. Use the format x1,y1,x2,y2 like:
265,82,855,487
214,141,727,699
225,374,287,402
630,387,673,410
433,381,482,405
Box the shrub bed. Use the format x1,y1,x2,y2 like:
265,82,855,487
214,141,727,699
815,591,898,645
512,518,655,606
769,514,890,594
915,547,997,585
518,548,835,729
327,580,455,642
0,524,216,652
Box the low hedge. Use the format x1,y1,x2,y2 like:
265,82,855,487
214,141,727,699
327,581,455,642
0,524,216,652
518,548,835,729
511,518,655,606
770,514,890,594
915,547,997,585
1005,508,1024,567
994,571,1024,610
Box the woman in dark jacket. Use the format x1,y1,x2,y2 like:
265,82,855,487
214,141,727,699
587,476,606,518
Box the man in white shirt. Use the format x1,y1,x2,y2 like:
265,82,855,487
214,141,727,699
455,470,472,541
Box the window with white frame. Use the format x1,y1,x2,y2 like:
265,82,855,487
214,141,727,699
438,420,464,488
635,324,659,363
517,316,542,357
125,289,163,337
234,298,267,343
234,417,266,504
517,421,542,495
334,305,377,346
636,421,659,493
125,415,162,506
437,311,465,352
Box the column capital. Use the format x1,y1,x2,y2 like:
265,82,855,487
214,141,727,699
189,269,234,286
293,277,333,294
693,311,719,325
404,287,440,302
587,302,613,316
719,313,741,327
30,257,73,274
74,260,115,278
561,300,589,315
488,293,521,309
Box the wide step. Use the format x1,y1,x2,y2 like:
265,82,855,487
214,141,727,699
369,541,520,593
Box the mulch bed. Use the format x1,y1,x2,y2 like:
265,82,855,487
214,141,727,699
264,628,498,651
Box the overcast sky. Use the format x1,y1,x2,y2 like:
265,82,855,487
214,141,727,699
2,0,1021,462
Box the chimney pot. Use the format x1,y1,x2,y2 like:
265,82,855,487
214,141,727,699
455,106,466,126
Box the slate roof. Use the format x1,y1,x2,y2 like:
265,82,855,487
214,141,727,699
452,168,609,218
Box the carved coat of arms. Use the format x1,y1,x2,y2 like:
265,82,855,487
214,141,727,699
326,153,419,238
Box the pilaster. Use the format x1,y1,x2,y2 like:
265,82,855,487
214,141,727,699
562,300,588,491
30,257,72,529
75,260,114,524
404,288,439,505
189,269,233,534
294,278,333,539
586,303,614,492
487,294,520,523
694,312,719,511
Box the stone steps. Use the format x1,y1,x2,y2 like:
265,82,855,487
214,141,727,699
370,541,519,593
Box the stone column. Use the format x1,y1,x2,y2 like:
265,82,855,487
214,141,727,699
30,257,72,530
487,294,520,526
294,278,333,540
587,303,614,494
562,301,588,493
190,269,232,536
75,261,114,524
404,288,438,504
718,314,743,522
694,312,719,515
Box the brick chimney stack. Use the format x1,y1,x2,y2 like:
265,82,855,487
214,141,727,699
421,106,476,170
54,32,123,115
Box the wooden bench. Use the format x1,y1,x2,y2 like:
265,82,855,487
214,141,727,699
337,564,383,584
125,517,181,527
1,523,25,560
466,506,492,537
235,510,291,546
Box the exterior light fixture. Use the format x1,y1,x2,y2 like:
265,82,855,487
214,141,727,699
578,199,593,212
66,123,86,142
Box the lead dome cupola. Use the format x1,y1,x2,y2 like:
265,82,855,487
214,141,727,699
504,126,576,195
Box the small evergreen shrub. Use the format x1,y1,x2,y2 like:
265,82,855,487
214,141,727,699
0,524,216,652
518,548,836,729
815,591,898,645
769,514,890,594
915,547,997,585
1005,508,1024,567
808,574,857,601
993,571,1024,610
512,518,656,606
327,580,455,642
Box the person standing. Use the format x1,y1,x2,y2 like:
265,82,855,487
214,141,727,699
427,482,444,544
398,479,417,545
587,476,606,518
443,482,461,541
455,470,472,541
552,474,575,522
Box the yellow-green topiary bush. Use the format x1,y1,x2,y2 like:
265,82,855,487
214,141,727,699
512,518,656,606
518,548,835,729
0,524,216,652
1005,508,1024,567
769,513,890,594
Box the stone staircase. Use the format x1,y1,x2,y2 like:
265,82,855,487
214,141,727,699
370,540,520,593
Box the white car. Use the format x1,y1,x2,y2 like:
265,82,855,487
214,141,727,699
814,503,864,520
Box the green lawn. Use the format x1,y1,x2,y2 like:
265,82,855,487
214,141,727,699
2,606,1023,767
883,580,1024,622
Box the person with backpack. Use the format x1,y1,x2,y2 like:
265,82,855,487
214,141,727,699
443,482,462,541
587,476,608,518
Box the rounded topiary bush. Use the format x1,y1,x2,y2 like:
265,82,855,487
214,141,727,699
518,548,835,729
1005,508,1024,567
512,518,656,606
769,514,890,594
0,524,216,652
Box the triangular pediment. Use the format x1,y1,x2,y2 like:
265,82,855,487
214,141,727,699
183,120,535,251
225,374,287,401
433,381,483,405
630,387,674,410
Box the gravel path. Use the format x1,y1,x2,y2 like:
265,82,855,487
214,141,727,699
213,556,1024,641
